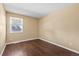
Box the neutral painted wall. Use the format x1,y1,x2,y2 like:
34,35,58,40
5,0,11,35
39,4,79,52
6,12,38,43
0,4,6,55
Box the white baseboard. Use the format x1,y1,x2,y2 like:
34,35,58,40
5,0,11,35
40,38,79,54
2,38,79,55
0,38,37,56
0,44,6,56
6,38,38,45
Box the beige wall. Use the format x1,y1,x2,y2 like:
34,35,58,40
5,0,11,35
0,4,6,55
39,4,79,52
6,12,38,43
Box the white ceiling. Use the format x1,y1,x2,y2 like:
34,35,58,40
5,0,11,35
4,3,74,18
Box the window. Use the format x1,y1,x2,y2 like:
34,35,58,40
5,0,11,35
10,17,23,33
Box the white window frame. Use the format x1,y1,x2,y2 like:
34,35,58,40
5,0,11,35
10,17,23,33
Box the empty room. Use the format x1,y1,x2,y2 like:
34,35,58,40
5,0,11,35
0,3,79,56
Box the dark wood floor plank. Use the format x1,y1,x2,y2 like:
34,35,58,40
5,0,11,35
2,39,79,56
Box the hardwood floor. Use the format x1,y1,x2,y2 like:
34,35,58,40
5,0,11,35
2,39,79,56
